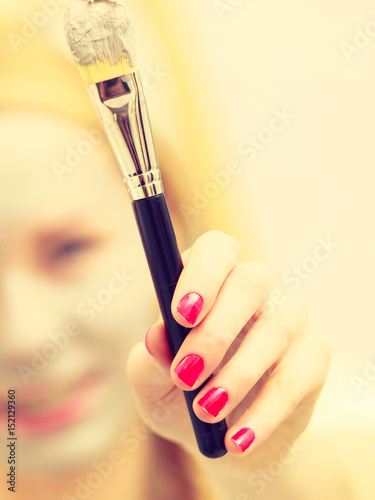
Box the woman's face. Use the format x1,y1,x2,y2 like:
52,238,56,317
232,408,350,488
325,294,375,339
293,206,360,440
0,111,156,472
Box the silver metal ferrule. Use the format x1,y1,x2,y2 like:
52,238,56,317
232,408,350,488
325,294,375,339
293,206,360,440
86,71,164,200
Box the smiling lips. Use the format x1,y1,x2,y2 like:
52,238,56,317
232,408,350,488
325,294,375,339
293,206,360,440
0,371,105,438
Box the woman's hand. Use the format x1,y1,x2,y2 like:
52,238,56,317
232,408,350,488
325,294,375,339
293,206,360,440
127,231,331,465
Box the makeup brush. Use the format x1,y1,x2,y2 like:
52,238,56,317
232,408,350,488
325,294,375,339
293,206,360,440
64,0,227,458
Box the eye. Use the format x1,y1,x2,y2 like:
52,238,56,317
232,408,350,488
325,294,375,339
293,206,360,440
48,239,94,263
34,228,109,278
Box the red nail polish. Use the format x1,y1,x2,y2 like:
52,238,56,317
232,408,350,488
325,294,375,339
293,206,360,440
231,428,255,453
197,387,229,417
177,292,203,325
174,354,204,387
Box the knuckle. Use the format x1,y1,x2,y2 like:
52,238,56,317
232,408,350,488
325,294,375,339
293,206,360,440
271,295,309,342
188,262,215,286
201,322,232,351
232,262,273,301
288,295,309,327
274,374,303,409
258,415,276,441
312,333,332,380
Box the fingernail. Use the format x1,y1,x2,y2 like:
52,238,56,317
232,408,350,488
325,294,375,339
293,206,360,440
174,354,204,387
177,292,203,325
231,428,255,453
145,328,155,357
197,387,229,417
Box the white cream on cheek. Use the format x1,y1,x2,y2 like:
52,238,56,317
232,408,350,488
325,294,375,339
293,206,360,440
0,111,157,470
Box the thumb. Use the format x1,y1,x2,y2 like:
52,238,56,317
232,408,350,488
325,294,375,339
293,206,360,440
126,322,199,448
127,322,176,405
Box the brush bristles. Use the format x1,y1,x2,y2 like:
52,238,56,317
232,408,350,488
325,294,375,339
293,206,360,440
78,56,137,86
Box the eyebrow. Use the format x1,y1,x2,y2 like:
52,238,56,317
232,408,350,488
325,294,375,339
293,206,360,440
25,203,117,236
12,210,112,256
33,216,113,240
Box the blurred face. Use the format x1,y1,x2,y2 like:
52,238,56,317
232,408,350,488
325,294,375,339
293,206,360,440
0,111,157,472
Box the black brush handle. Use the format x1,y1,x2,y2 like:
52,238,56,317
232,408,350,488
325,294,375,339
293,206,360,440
133,193,227,458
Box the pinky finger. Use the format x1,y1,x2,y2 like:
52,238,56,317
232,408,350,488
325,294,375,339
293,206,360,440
225,331,331,455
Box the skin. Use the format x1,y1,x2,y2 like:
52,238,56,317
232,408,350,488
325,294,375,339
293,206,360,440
0,110,156,475
0,110,331,498
130,241,332,471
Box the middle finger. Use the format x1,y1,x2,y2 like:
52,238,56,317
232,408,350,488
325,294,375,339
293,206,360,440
171,262,272,389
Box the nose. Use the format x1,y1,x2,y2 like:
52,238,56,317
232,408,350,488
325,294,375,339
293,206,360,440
1,268,67,364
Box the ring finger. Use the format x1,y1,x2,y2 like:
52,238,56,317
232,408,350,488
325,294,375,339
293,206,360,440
192,296,308,422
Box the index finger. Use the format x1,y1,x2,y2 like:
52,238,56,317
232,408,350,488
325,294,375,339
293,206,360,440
171,231,241,327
